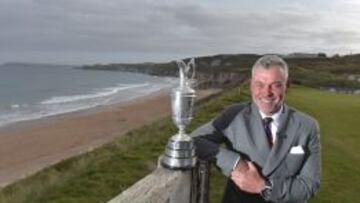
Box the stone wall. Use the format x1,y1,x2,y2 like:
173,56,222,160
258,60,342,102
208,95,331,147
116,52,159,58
108,160,210,203
108,167,193,203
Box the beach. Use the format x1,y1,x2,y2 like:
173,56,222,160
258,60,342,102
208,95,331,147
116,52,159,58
0,88,220,188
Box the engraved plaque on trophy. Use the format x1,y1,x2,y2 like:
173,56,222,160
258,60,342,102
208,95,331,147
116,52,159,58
161,58,196,170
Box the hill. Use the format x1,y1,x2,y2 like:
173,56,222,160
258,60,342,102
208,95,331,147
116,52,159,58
81,53,360,91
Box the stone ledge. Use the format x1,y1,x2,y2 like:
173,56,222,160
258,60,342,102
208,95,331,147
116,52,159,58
108,166,192,203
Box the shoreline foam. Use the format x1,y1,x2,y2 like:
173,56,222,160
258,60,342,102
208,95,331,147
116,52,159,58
0,82,175,128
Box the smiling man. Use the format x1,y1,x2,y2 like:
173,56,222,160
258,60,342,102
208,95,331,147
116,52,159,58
192,55,321,203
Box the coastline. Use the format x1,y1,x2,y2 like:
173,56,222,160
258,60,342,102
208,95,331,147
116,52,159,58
0,88,221,188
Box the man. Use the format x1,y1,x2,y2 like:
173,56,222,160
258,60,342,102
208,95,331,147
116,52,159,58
191,55,321,203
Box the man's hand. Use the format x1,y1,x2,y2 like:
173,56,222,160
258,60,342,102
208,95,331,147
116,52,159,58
233,159,249,173
230,161,265,194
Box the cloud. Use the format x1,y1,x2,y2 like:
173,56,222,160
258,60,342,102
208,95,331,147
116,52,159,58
1,0,360,64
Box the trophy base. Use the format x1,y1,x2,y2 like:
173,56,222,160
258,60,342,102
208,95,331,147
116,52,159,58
161,135,196,170
161,155,196,170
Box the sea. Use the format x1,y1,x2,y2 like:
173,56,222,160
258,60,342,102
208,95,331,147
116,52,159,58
0,63,176,128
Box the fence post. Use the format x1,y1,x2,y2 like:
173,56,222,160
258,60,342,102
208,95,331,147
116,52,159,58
192,159,210,203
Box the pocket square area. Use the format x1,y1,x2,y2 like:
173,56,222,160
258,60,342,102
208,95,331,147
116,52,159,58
290,145,304,154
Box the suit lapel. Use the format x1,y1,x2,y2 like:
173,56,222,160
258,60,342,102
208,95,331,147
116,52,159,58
243,103,271,165
262,104,299,176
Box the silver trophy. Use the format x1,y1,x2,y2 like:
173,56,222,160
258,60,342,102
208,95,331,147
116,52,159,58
161,58,196,170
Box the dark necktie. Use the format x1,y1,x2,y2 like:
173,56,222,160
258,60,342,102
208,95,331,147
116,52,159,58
262,117,273,147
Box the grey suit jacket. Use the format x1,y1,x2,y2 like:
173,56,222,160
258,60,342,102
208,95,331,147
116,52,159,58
191,102,321,203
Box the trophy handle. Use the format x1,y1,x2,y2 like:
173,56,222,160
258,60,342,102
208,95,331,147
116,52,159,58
187,58,196,81
176,60,187,88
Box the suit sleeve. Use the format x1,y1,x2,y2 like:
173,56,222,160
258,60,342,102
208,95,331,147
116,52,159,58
191,104,244,176
265,120,321,203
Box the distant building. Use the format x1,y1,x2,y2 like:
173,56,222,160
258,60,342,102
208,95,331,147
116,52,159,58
347,74,360,82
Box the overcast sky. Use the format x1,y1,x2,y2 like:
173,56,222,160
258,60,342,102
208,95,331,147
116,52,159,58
1,0,360,65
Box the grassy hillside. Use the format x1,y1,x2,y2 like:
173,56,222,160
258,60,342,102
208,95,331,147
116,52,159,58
0,86,359,203
287,86,360,203
81,54,360,90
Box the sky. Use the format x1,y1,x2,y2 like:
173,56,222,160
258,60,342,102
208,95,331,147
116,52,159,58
1,0,360,65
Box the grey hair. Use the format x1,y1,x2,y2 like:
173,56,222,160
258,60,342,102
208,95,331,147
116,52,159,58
251,55,289,80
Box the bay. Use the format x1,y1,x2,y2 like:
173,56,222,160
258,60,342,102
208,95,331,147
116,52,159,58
0,63,175,127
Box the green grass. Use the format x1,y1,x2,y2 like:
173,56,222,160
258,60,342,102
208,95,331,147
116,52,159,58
0,119,176,203
0,85,359,203
286,86,360,203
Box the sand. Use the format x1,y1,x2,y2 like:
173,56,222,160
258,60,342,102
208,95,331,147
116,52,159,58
0,88,220,188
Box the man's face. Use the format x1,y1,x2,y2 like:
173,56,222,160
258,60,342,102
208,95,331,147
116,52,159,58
250,66,287,116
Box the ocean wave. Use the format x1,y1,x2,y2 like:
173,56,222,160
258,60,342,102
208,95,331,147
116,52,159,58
0,82,171,128
0,104,97,128
40,83,149,105
10,104,29,109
